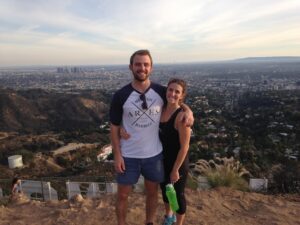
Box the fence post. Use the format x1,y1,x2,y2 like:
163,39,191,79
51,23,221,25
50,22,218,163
92,183,96,197
66,181,70,199
41,180,45,201
47,182,52,200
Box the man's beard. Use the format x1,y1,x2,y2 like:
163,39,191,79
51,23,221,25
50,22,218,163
133,71,150,82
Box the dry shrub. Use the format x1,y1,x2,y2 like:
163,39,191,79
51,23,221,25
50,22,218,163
190,157,250,191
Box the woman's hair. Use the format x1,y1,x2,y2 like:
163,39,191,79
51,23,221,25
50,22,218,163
11,177,20,187
167,78,187,104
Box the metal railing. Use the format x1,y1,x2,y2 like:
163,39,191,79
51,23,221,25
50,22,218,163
0,176,117,201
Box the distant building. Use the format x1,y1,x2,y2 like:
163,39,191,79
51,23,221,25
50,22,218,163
57,67,70,73
71,67,82,73
57,67,82,73
233,147,241,157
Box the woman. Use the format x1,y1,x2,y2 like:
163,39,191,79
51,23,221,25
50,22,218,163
11,177,22,195
159,78,191,225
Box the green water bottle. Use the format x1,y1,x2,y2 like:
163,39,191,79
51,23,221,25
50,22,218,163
165,184,179,212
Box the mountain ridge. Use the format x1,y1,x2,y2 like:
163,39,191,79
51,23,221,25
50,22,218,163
234,56,300,62
0,88,109,133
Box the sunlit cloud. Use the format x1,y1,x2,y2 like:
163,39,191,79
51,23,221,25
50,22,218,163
0,0,300,66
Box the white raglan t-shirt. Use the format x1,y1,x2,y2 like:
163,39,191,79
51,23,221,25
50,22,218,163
110,82,166,158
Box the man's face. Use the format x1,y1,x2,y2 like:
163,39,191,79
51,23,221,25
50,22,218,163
129,54,152,82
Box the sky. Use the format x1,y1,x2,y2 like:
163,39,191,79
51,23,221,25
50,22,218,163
0,0,300,66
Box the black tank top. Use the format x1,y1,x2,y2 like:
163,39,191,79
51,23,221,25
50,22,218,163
159,108,188,173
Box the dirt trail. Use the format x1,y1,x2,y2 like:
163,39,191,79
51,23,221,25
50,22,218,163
1,187,300,225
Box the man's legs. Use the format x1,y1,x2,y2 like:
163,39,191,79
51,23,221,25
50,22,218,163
141,153,164,224
116,184,132,225
116,156,141,224
144,179,159,224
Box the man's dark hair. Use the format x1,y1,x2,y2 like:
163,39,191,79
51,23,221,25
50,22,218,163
130,49,153,66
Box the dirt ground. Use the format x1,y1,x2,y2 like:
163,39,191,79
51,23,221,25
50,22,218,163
0,187,300,225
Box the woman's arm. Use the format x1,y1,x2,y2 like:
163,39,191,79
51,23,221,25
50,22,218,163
170,112,191,183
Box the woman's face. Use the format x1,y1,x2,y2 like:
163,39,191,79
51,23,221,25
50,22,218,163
166,82,184,105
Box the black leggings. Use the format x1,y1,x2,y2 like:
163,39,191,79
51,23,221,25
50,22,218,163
160,164,188,215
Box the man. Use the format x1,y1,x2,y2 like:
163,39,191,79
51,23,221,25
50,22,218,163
110,49,193,225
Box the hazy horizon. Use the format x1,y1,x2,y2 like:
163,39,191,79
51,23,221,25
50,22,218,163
1,56,300,69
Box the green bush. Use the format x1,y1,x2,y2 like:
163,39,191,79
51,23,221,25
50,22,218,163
56,156,70,167
11,149,34,164
206,168,249,191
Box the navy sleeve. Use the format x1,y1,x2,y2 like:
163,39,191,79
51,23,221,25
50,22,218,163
109,91,123,125
109,83,133,126
151,82,167,105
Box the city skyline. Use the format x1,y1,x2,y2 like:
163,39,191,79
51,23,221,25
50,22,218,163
1,0,300,66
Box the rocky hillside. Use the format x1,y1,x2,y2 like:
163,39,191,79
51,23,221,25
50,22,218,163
0,89,110,133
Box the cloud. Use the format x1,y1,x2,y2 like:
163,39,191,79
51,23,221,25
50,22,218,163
0,0,300,65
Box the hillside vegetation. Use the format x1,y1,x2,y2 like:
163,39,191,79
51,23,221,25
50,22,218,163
0,89,109,133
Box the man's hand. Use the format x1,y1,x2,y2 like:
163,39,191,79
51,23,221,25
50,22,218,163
178,110,194,127
114,154,125,173
119,127,131,140
183,113,194,127
179,103,194,127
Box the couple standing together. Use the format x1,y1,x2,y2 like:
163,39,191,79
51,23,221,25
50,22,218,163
110,49,193,225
